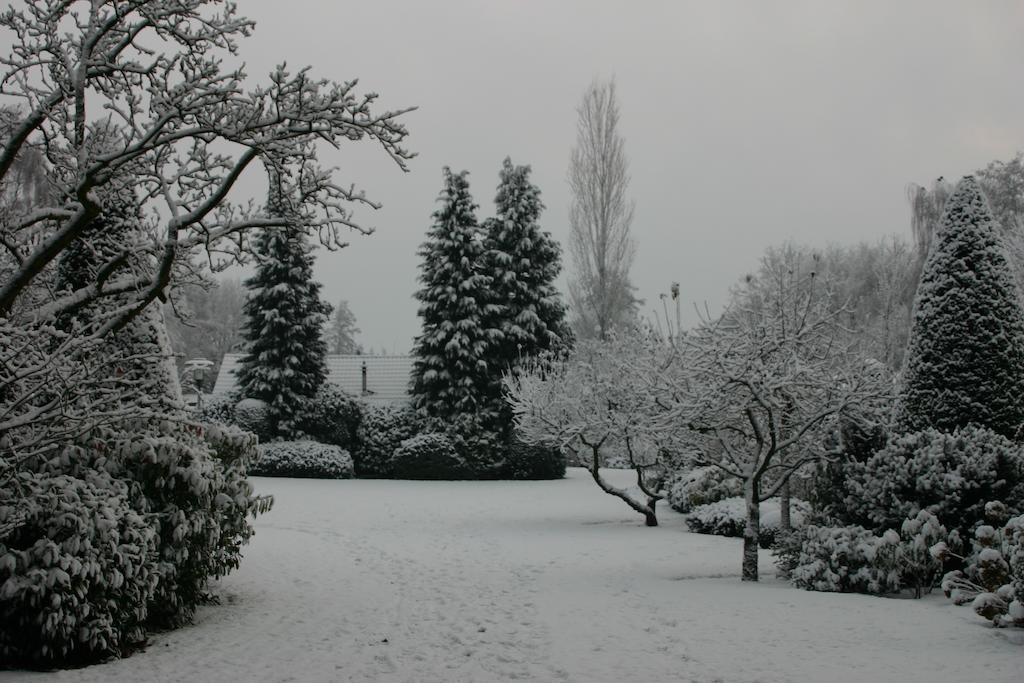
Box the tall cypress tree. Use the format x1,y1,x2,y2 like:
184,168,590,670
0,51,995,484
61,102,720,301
236,178,332,438
411,168,496,424
482,158,570,401
896,175,1024,438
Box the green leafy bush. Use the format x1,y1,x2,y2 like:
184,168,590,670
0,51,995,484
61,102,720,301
0,470,158,666
353,404,422,477
251,440,354,479
391,433,469,480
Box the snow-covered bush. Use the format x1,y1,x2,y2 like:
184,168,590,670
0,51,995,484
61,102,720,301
938,505,1024,626
780,511,947,596
843,427,1024,536
666,467,742,514
197,392,237,426
0,470,158,666
251,440,354,479
779,524,902,595
501,436,566,480
391,433,470,480
441,412,507,478
686,497,809,548
234,397,272,442
353,404,422,477
298,384,362,451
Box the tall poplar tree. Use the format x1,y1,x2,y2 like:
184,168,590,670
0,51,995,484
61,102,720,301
236,178,332,438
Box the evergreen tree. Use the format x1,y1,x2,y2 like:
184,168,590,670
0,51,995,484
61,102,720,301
411,168,497,424
896,175,1024,438
484,158,571,365
323,299,362,354
236,179,332,438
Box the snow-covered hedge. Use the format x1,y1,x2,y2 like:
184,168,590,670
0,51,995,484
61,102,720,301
251,440,354,479
501,437,566,480
686,497,809,548
196,392,237,425
778,511,947,596
666,467,742,514
843,426,1024,535
0,470,158,666
298,384,362,451
391,433,470,480
353,405,422,477
234,397,272,442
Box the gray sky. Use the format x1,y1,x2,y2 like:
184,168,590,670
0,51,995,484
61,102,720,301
232,0,1024,353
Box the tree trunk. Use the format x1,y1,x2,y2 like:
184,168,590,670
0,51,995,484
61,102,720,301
644,496,658,527
779,478,791,532
742,479,761,582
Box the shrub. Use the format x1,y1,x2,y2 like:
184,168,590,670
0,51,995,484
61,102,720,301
234,397,273,443
843,426,1024,537
251,440,354,479
0,470,158,666
686,497,810,548
354,404,422,477
666,467,742,514
298,384,362,450
780,524,902,595
501,437,566,480
196,392,237,426
392,433,470,480
441,412,507,478
780,511,947,597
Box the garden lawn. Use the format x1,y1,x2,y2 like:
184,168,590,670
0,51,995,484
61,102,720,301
3,469,1020,682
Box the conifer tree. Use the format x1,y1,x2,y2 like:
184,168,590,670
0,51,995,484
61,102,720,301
236,177,332,438
896,175,1024,438
484,158,571,366
411,168,496,424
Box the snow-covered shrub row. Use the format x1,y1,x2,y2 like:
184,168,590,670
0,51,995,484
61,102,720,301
250,441,354,479
666,467,742,514
501,436,566,480
0,470,157,665
842,427,1024,536
686,497,809,548
442,412,508,478
777,511,946,596
392,433,470,480
298,384,362,451
353,405,422,477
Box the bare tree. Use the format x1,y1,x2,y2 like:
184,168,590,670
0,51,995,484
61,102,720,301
0,0,413,468
672,265,888,581
506,335,678,526
566,78,638,341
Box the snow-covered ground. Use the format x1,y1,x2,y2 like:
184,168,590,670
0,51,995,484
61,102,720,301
4,469,1021,682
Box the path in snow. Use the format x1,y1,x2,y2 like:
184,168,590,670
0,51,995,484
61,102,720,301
3,469,1021,682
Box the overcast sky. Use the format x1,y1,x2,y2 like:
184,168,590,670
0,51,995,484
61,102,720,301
230,1,1024,353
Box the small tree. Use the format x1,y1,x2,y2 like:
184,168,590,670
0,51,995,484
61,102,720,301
236,177,332,438
507,333,677,526
674,260,885,581
323,299,362,354
165,278,246,390
896,175,1024,438
411,168,496,425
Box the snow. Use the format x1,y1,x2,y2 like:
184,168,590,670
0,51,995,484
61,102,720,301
4,468,1020,682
